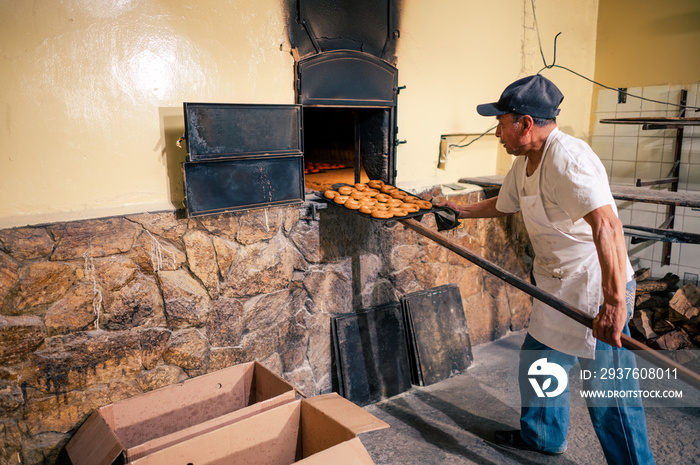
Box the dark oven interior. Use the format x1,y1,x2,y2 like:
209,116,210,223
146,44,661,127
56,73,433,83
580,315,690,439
302,107,395,192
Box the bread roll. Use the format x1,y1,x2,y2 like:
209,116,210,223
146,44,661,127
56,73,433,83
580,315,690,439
403,203,420,213
416,200,433,210
371,209,393,219
338,185,355,196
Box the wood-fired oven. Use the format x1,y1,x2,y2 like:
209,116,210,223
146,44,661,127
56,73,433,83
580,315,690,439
182,0,401,217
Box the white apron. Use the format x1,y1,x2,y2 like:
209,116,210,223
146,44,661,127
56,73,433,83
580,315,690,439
521,141,601,359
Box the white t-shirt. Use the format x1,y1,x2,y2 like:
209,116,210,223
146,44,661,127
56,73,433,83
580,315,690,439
497,128,613,223
496,128,634,282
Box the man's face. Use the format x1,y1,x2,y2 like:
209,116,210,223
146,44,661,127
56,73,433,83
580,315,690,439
495,113,526,156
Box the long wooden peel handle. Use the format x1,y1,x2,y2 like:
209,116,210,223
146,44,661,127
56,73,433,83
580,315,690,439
400,218,700,391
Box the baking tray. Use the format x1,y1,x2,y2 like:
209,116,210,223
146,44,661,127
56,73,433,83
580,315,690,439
400,284,472,386
331,302,413,406
316,183,437,222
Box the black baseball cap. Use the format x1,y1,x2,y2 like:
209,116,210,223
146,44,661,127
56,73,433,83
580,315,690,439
476,74,564,119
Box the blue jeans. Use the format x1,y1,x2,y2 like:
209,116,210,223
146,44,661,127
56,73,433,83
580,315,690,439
518,280,655,464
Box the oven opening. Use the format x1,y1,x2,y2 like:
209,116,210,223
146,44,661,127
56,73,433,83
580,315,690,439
303,106,394,192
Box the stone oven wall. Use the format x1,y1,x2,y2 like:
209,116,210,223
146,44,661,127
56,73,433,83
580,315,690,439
0,189,532,464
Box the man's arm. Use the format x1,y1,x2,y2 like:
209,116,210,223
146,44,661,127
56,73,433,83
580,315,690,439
439,196,511,219
584,204,629,348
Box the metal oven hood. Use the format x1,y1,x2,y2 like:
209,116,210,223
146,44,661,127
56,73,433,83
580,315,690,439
287,0,400,63
297,50,397,107
290,0,400,107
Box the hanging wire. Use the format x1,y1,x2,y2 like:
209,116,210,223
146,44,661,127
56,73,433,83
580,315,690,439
448,125,498,150
530,0,700,112
531,0,561,71
447,1,696,158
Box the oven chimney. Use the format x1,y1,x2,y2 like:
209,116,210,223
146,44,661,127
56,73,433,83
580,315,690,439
288,0,401,186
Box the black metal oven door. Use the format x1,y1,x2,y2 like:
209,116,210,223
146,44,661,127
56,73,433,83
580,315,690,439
181,103,304,217
183,103,303,161
183,154,304,217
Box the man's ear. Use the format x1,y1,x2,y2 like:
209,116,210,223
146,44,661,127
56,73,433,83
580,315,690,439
521,115,534,134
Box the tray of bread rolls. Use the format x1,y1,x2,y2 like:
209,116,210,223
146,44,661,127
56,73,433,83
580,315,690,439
319,180,436,221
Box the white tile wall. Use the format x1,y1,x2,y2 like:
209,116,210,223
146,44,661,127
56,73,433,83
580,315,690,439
593,83,700,283
641,85,671,112
690,138,700,165
637,137,665,163
688,164,700,192
634,161,662,183
615,121,640,137
594,111,617,136
591,136,614,160
610,160,636,186
613,136,640,161
618,87,643,113
661,138,676,163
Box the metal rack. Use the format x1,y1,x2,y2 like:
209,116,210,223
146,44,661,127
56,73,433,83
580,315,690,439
599,89,700,264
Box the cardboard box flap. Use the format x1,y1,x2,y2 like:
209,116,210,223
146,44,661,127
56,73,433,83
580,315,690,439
125,388,296,461
130,401,302,465
65,411,124,465
252,360,303,401
111,363,249,448
295,437,374,465
129,395,386,465
302,393,389,435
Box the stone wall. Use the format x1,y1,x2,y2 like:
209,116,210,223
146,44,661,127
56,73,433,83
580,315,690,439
0,189,533,464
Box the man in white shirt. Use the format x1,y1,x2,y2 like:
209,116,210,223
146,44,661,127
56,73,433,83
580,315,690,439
443,75,654,464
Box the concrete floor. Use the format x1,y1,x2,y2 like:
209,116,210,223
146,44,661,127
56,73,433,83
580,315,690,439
360,330,700,465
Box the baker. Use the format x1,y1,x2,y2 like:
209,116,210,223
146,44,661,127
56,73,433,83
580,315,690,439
441,75,655,463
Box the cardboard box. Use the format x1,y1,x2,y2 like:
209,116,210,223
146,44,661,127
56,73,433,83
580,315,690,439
66,361,298,465
129,392,389,465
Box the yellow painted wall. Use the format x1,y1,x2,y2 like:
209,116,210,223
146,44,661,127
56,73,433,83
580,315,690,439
0,0,600,228
590,0,700,139
594,0,700,88
0,0,295,228
395,0,599,186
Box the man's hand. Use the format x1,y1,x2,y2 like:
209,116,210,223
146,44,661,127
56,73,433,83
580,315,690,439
592,300,627,348
434,197,509,219
434,200,462,213
584,205,630,348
